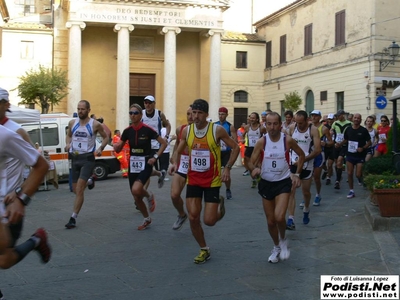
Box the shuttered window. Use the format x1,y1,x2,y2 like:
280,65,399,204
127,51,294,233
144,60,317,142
304,24,312,56
335,10,346,46
266,41,272,68
280,35,286,64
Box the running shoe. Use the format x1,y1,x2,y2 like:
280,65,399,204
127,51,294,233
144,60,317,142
303,211,310,224
194,248,211,264
0,289,4,300
251,179,257,188
313,195,321,206
138,218,152,230
32,228,51,263
172,214,187,230
286,218,296,230
146,192,156,213
299,201,305,208
279,238,290,260
65,217,76,229
158,170,166,188
321,171,327,180
268,246,281,263
347,191,355,198
226,189,232,200
326,178,331,185
357,178,363,186
219,196,225,220
242,170,250,176
87,175,96,190
334,181,340,189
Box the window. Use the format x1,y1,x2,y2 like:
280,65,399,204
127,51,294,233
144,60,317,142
336,91,344,110
320,91,328,102
304,24,312,56
335,10,345,46
234,90,248,103
266,102,271,111
266,41,272,68
23,123,59,146
280,35,286,64
234,108,248,130
20,41,34,59
236,51,247,68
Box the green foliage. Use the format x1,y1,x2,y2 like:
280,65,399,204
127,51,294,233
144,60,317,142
386,118,400,153
362,155,394,176
283,91,302,112
14,65,69,114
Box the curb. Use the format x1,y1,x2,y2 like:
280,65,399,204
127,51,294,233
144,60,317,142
364,200,400,231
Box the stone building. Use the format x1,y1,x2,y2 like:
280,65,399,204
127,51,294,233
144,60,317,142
252,0,400,119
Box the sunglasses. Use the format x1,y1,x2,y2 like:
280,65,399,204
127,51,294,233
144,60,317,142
129,111,140,115
144,101,154,104
381,120,388,122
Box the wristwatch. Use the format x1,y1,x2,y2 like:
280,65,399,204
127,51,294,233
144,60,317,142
15,187,31,206
225,164,232,169
153,154,159,159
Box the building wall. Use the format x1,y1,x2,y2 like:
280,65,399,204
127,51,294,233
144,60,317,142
0,26,53,105
221,40,266,124
255,0,400,119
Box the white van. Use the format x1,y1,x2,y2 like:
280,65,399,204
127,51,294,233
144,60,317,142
21,113,120,180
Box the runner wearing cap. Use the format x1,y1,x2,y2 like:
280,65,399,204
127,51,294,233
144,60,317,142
331,110,352,190
215,107,237,200
141,95,171,191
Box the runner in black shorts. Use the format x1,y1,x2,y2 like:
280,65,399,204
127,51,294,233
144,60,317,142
113,103,167,231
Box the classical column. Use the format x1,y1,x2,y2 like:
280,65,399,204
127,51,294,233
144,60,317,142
114,24,134,132
207,29,224,122
66,21,86,115
160,27,181,133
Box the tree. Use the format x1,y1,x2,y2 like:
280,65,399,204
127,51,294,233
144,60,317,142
283,91,302,112
15,65,69,114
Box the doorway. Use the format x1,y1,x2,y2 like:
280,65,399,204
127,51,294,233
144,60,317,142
129,73,155,109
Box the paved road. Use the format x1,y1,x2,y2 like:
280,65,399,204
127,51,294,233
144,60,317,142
2,167,399,300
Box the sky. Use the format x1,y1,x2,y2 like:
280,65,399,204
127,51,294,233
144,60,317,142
223,0,295,33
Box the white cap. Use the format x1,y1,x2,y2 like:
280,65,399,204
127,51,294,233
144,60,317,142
310,110,321,116
144,95,155,102
328,113,335,119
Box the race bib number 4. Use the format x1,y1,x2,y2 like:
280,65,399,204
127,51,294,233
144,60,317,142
191,149,210,172
130,156,145,173
72,140,88,151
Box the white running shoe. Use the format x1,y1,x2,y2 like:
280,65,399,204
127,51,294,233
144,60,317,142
279,238,290,260
268,246,281,263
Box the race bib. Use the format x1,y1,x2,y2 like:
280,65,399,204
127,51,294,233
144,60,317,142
265,155,285,173
249,138,258,147
72,140,88,151
348,141,358,153
335,133,344,143
220,140,227,151
378,133,386,143
177,155,189,174
191,149,210,172
130,156,145,173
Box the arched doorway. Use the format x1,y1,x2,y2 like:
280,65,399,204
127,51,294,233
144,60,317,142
305,90,314,113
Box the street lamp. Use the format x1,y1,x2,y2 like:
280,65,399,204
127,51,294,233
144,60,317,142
380,41,400,71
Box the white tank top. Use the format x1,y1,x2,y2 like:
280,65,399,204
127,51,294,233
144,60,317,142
247,125,262,147
142,109,161,149
260,132,290,181
291,124,314,171
70,118,96,154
